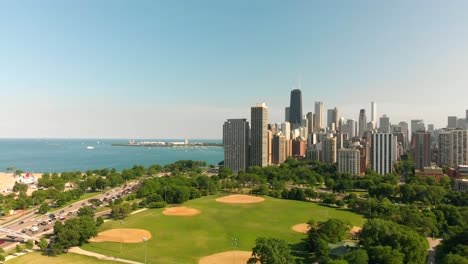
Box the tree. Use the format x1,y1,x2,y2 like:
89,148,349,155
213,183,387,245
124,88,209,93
38,203,50,214
15,244,23,253
38,238,48,251
96,216,104,226
248,237,294,264
360,219,428,264
77,206,95,218
25,239,34,250
343,249,368,264
111,203,132,219
367,246,404,264
13,182,28,193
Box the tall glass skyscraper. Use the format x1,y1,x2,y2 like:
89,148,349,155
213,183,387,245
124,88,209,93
289,89,302,127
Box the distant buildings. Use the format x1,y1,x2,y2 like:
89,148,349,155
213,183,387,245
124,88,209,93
411,131,431,170
370,133,397,175
314,102,324,132
272,133,286,164
379,115,390,133
250,103,269,167
358,109,367,138
322,136,337,164
447,116,457,129
451,129,468,167
371,101,377,128
223,119,250,173
285,107,290,122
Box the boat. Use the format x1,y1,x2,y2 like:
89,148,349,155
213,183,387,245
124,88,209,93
86,146,95,150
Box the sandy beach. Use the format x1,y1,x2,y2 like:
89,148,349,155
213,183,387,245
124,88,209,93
0,172,43,195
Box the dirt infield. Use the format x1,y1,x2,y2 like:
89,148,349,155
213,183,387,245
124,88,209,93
162,206,200,216
215,194,265,204
90,228,151,243
291,223,310,234
199,251,257,264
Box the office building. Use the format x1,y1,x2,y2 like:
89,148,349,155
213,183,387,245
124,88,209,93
272,134,286,165
281,122,291,140
327,107,338,131
428,124,434,132
438,131,452,167
457,118,466,129
289,89,302,127
447,116,457,129
358,109,367,138
371,101,377,128
322,136,337,164
370,133,398,175
292,138,307,157
411,120,425,140
337,149,360,175
250,103,269,167
306,112,314,137
347,119,357,138
379,115,391,133
285,107,290,122
314,101,324,132
412,131,431,170
223,119,250,173
451,129,468,166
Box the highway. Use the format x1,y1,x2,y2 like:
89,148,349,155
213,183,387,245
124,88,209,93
0,181,138,250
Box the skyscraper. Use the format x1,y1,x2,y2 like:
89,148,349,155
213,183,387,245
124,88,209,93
322,136,337,164
327,107,338,131
289,89,302,127
272,133,286,164
327,109,334,129
411,120,425,138
337,149,360,175
448,116,457,129
281,122,291,140
371,133,398,175
250,103,269,167
411,131,431,170
314,102,324,132
438,131,451,167
358,109,367,138
347,119,357,138
371,101,377,128
451,129,468,166
306,112,314,137
223,119,250,173
379,115,390,133
285,107,290,122
399,121,409,149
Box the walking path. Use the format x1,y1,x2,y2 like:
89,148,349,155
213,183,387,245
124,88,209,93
69,247,142,264
427,237,442,264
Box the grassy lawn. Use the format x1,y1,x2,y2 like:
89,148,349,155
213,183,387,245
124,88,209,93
82,194,365,264
6,252,117,264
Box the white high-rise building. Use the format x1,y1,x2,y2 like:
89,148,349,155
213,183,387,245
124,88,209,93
371,101,377,128
314,102,324,132
347,119,357,138
451,129,468,166
281,122,291,140
338,149,360,175
371,133,398,175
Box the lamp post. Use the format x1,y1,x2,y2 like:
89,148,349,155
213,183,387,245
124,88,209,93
143,237,148,264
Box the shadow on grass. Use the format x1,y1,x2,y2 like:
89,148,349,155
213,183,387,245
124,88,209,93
290,238,313,264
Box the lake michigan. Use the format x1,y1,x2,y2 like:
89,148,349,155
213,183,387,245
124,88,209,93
0,139,223,172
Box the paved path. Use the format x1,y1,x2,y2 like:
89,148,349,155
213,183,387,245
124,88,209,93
69,247,142,264
427,237,442,264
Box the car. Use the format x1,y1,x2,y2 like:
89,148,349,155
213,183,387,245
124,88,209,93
60,210,65,214
43,228,50,232
49,213,55,219
59,216,65,221
67,212,73,216
81,202,86,206
0,240,5,245
21,229,27,233
69,205,73,207
18,221,24,225
41,221,48,226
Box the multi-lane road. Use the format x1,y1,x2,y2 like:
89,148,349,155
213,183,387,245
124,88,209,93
0,181,138,250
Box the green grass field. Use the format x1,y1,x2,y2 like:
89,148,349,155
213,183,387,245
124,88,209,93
81,194,365,264
6,252,117,264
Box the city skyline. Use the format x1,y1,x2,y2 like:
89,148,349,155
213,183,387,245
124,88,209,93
2,1,468,138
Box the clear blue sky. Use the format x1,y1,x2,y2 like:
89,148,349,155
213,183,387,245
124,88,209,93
1,0,468,138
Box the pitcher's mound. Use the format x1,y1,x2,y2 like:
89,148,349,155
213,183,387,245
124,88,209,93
199,251,257,264
291,223,310,234
216,194,265,204
90,228,151,243
162,206,200,216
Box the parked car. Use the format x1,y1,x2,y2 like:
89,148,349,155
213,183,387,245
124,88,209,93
41,221,48,226
43,228,50,232
18,221,24,225
0,240,5,245
21,229,27,233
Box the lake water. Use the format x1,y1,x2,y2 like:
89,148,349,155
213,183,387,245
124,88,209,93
0,139,223,172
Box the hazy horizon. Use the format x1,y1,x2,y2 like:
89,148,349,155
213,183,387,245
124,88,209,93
1,1,468,138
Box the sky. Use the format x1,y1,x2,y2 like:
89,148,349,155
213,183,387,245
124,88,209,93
1,0,468,139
